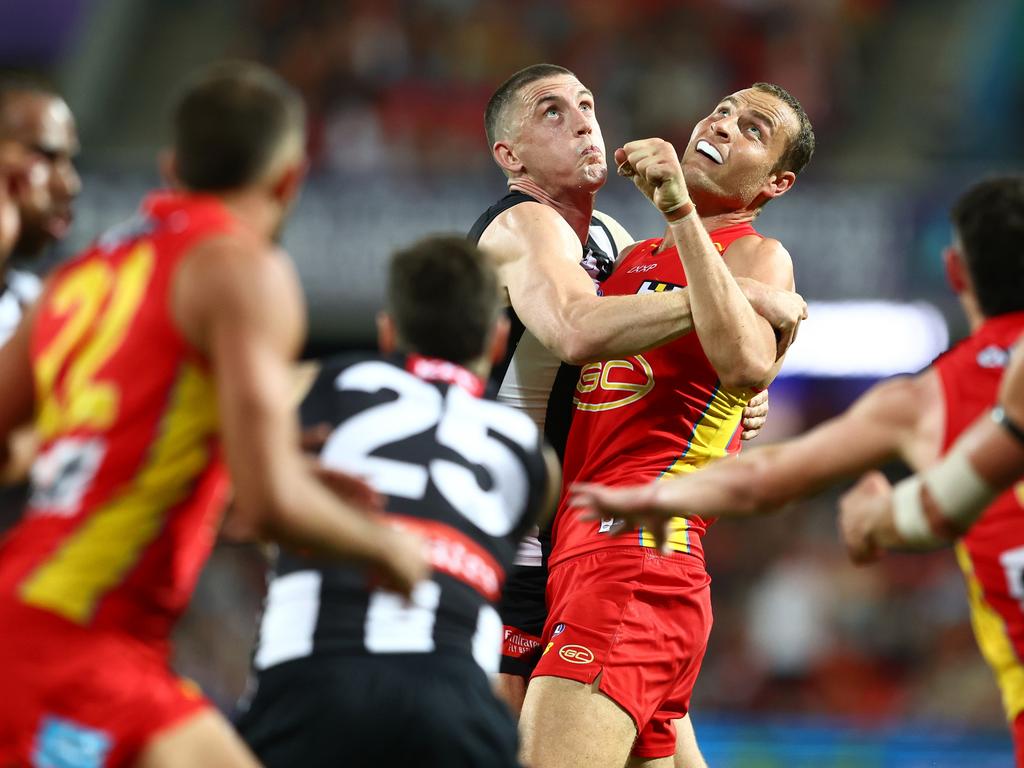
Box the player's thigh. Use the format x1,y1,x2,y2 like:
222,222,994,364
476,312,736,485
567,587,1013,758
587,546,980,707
520,675,637,768
672,714,707,768
135,709,259,768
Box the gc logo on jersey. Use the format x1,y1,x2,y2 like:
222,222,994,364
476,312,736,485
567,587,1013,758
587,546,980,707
558,644,595,664
574,355,654,412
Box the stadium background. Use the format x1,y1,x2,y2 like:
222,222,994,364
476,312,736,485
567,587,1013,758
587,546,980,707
4,0,1024,764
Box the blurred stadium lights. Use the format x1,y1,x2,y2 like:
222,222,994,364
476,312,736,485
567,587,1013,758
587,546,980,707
779,302,949,378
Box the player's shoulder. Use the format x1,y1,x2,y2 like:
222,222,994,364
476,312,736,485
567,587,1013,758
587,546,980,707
478,200,578,267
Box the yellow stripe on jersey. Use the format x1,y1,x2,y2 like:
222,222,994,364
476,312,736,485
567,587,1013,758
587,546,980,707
638,384,750,554
20,364,219,624
956,543,1024,720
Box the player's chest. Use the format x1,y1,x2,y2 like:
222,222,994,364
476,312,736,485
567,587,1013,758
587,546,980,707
602,242,687,297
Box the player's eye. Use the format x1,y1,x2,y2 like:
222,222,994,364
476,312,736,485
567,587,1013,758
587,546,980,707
545,106,559,118
748,124,762,138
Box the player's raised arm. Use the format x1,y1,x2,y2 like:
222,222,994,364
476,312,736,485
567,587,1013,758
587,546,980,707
174,233,428,596
616,137,800,389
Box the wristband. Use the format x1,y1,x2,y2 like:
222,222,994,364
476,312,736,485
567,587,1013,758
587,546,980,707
664,200,696,222
921,444,997,531
891,475,942,547
993,406,1024,447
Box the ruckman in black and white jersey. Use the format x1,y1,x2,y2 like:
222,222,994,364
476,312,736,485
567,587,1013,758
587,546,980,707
238,236,558,768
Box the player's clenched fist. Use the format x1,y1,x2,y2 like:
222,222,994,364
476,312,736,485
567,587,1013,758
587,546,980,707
614,139,690,220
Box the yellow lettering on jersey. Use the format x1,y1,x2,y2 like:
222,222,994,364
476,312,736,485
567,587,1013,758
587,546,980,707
1013,481,1024,508
20,364,219,624
573,356,654,412
577,363,601,395
36,243,155,440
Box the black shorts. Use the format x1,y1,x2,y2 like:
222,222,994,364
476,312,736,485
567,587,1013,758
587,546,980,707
498,563,548,677
236,654,521,768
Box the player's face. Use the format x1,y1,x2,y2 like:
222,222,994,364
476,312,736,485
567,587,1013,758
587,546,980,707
681,88,799,209
508,75,607,194
3,93,81,257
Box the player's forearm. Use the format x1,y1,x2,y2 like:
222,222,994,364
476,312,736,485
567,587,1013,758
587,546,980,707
668,218,776,387
257,464,393,568
655,444,834,518
556,289,694,364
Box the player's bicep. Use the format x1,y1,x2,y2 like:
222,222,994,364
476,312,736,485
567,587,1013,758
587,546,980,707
482,205,598,353
196,245,307,513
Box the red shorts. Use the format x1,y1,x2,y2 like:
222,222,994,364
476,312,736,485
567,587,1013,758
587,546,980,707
532,547,712,759
0,602,209,767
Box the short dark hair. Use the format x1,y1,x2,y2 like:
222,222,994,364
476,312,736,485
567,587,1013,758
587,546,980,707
387,236,501,364
752,82,815,177
485,63,575,149
951,176,1024,317
172,61,305,192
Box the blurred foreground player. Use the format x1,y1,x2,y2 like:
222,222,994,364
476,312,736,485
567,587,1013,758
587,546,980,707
0,78,81,488
0,61,427,768
0,75,81,342
573,176,1024,764
239,236,558,768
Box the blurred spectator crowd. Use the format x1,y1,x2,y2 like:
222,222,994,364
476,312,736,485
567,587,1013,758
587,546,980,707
248,0,890,175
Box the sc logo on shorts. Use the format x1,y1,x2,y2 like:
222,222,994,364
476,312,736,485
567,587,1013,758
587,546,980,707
558,644,595,664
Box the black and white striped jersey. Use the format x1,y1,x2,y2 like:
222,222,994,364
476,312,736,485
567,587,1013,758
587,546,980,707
469,191,617,568
252,354,550,676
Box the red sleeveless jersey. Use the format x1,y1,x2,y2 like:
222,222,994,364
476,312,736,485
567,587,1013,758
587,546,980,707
0,192,233,647
551,222,761,567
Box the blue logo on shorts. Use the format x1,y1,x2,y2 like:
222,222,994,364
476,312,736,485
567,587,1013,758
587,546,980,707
33,715,112,768
552,623,566,637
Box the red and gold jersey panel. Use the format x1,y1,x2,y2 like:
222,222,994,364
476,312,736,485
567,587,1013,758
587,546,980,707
552,225,760,567
0,192,233,638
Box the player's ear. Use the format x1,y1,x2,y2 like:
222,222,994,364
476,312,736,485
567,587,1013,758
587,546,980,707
376,312,397,354
270,160,308,207
158,149,181,188
493,140,523,176
943,244,969,295
762,169,796,201
488,315,510,366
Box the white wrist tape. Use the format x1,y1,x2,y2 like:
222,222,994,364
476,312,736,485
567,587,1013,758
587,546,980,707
921,445,997,530
891,475,941,547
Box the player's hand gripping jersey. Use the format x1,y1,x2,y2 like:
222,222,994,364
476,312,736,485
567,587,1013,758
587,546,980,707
552,222,761,566
0,192,235,766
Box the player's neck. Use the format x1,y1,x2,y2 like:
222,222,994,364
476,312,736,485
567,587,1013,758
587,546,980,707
962,294,985,333
217,190,280,241
508,179,594,244
690,190,759,232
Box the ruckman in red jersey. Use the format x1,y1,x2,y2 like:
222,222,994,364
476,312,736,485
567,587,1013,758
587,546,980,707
0,61,427,768
577,177,1024,766
520,84,815,768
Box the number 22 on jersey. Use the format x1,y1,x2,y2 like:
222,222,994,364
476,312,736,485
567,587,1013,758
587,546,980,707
34,242,155,442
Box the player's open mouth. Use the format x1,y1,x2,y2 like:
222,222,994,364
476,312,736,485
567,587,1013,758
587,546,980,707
695,140,723,164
